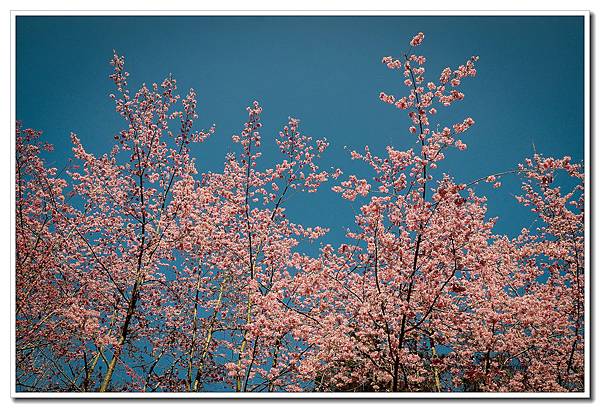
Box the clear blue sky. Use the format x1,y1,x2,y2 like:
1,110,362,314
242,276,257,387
16,16,584,241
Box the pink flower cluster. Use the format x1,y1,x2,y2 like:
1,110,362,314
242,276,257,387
15,32,584,395
410,32,425,47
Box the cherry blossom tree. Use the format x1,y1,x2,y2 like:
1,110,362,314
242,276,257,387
163,102,334,392
287,32,585,393
15,32,584,393
15,122,85,391
16,52,214,391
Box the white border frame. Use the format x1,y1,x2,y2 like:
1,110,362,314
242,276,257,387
9,9,591,399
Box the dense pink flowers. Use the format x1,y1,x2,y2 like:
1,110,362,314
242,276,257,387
410,32,425,47
453,117,475,133
16,33,584,394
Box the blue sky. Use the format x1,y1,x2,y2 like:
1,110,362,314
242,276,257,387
17,15,584,242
